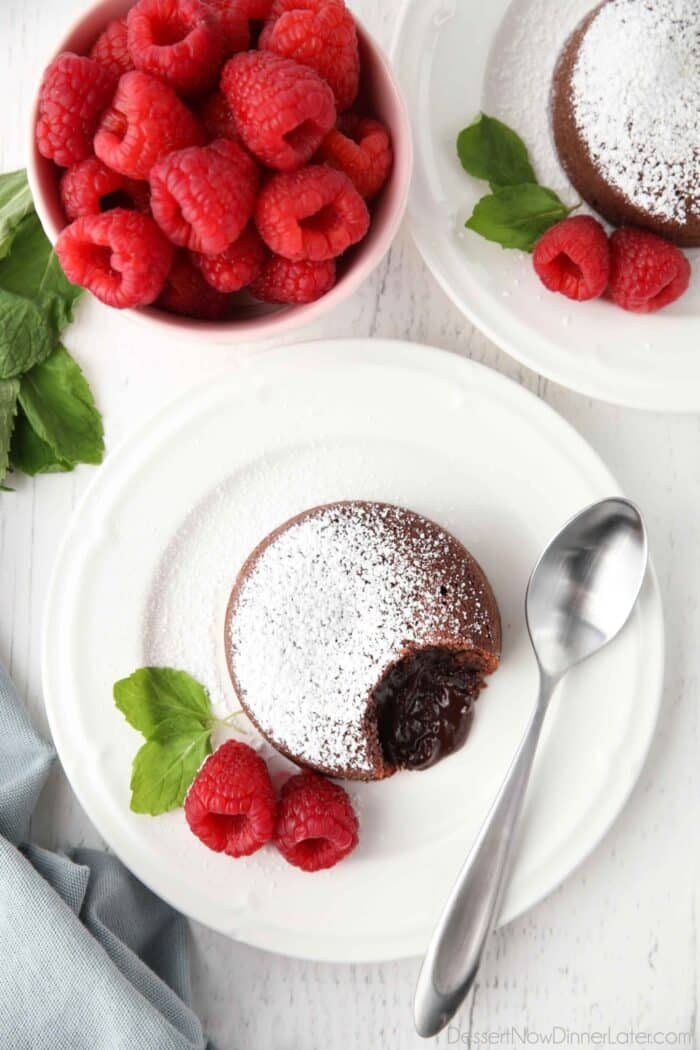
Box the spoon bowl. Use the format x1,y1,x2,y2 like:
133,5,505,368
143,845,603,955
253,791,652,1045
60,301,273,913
526,498,648,680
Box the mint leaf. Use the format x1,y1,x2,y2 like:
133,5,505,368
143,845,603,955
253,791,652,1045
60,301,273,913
465,184,574,252
0,293,54,380
0,171,34,259
114,667,214,740
0,213,83,379
130,732,212,815
0,212,83,336
0,378,19,484
457,114,536,191
18,345,104,467
9,409,73,476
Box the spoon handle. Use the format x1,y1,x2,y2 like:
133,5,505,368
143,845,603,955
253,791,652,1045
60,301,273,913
414,674,558,1038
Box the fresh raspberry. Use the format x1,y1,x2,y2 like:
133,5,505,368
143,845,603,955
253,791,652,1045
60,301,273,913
60,157,150,220
206,0,250,55
194,225,266,291
127,0,223,96
185,740,277,857
157,251,232,317
60,157,123,220
608,227,691,314
250,254,335,303
255,165,369,261
35,53,115,167
90,18,134,78
55,209,174,309
197,91,239,141
317,115,393,200
273,771,358,872
260,0,359,112
150,139,258,254
207,0,275,54
94,71,205,180
221,50,335,171
533,215,610,302
234,0,275,22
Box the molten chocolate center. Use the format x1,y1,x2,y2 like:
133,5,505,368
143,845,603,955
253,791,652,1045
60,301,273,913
374,648,484,771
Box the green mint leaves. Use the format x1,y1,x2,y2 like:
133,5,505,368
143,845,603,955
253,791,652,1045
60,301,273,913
0,212,83,377
457,114,536,192
12,345,104,474
466,185,573,252
458,114,576,251
0,170,104,486
115,667,229,816
0,170,35,259
0,379,19,482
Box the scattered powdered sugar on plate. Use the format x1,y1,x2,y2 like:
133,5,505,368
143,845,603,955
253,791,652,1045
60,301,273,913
227,503,491,776
571,0,700,225
482,0,593,197
143,480,259,723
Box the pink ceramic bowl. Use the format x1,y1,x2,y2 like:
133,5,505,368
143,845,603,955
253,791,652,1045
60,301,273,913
27,0,412,343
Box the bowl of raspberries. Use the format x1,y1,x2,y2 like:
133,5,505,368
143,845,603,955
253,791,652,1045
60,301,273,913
28,0,412,338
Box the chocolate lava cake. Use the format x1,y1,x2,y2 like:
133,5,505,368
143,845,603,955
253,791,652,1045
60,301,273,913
225,501,501,781
551,0,700,246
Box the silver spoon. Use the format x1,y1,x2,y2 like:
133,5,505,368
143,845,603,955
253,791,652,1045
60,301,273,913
414,497,648,1038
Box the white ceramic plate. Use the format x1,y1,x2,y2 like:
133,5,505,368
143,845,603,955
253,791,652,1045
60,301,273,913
392,0,700,411
42,340,664,962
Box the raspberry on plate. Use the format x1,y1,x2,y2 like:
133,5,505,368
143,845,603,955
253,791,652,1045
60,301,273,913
609,227,691,314
127,0,223,96
94,71,205,180
250,254,335,303
197,90,240,141
255,164,369,261
89,17,134,78
273,771,358,872
157,251,232,318
260,0,359,112
35,53,116,168
318,115,393,200
56,209,174,309
184,740,277,857
150,139,258,255
533,215,610,302
194,224,266,292
222,50,335,171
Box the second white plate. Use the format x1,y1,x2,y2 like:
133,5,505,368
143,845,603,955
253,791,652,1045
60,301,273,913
42,340,663,961
392,0,700,411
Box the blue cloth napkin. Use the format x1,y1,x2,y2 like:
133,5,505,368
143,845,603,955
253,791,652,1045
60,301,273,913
0,664,213,1050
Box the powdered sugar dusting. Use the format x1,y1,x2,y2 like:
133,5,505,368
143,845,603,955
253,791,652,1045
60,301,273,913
228,503,491,776
571,0,700,224
483,0,592,197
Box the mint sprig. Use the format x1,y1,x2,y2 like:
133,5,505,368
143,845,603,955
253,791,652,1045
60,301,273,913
0,170,104,485
11,345,104,474
466,185,574,252
0,170,34,259
458,114,537,192
114,667,244,816
457,114,577,252
0,378,19,481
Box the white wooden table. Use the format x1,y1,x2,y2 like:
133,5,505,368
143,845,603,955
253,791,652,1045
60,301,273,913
1,1,698,1046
